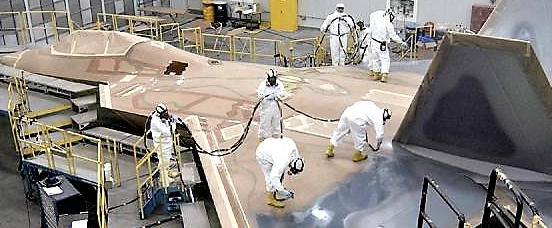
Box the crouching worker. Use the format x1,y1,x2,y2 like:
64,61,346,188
325,101,391,162
256,137,305,208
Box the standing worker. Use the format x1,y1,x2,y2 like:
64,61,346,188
150,103,180,187
320,3,354,66
257,69,286,142
256,137,305,208
325,101,392,162
356,20,372,70
369,9,408,83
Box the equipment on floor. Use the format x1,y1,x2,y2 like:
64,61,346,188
36,176,87,228
213,1,229,26
202,1,215,21
39,176,62,188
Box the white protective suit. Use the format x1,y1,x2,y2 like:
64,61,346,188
321,11,354,66
257,78,286,139
330,101,385,151
150,113,177,186
357,26,372,69
256,137,300,192
369,10,405,74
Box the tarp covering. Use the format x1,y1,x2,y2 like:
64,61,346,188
479,0,552,83
394,32,552,175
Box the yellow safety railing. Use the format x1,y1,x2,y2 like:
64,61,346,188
23,11,73,42
252,38,283,63
0,12,28,44
133,130,163,219
15,118,108,227
133,129,183,219
105,136,122,187
314,34,327,66
202,33,234,61
181,27,202,54
7,75,107,228
289,37,318,68
404,25,437,60
181,27,202,53
233,36,253,62
400,34,416,60
159,22,182,48
0,11,74,44
96,13,164,40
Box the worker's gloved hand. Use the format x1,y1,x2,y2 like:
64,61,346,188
401,41,409,48
266,93,276,100
280,189,295,200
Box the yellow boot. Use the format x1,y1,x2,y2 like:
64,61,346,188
368,70,376,79
325,144,335,158
267,191,285,208
380,73,388,83
373,72,381,81
352,150,368,162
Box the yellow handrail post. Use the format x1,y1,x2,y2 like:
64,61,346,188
113,139,121,187
62,131,74,175
252,38,257,63
50,12,59,41
128,19,133,34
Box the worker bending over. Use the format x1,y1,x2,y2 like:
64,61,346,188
326,101,392,162
256,137,305,208
320,3,354,66
257,69,286,142
150,103,180,187
369,9,408,83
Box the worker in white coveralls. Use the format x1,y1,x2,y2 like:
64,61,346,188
325,101,392,162
256,137,305,208
257,69,286,142
369,9,408,83
356,20,372,70
150,103,180,187
320,3,354,66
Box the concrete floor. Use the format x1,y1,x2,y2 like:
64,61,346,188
0,114,42,228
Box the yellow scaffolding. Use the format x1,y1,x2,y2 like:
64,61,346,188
133,130,183,219
202,33,234,61
233,36,253,62
0,10,74,44
7,74,108,228
96,13,164,40
181,27,202,54
252,37,283,64
159,22,182,48
401,25,436,60
0,12,28,44
289,37,318,68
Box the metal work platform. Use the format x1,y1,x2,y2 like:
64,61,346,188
71,94,97,113
22,72,97,98
71,110,98,130
83,126,152,156
23,143,100,185
0,83,70,114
